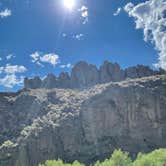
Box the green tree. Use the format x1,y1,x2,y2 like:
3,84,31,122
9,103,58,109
39,159,84,166
94,149,132,166
109,149,132,166
39,149,166,166
133,149,166,166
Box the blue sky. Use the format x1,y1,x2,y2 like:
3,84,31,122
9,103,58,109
0,0,165,91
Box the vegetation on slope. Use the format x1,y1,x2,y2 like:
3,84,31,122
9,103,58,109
39,149,166,166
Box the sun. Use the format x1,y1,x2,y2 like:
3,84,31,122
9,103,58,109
63,0,75,10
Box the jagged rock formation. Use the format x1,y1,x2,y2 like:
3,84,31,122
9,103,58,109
0,74,166,166
99,61,125,83
71,61,99,89
125,65,154,78
24,76,42,89
41,74,57,89
24,61,165,90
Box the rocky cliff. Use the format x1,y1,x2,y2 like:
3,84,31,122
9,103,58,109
0,72,166,166
24,61,165,89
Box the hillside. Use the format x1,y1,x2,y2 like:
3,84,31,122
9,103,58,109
0,71,166,166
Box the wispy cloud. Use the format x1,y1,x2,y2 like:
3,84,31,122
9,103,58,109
113,7,122,16
0,67,3,74
0,74,24,88
2,64,27,74
62,33,67,38
62,32,85,40
6,54,15,60
0,9,11,18
30,51,60,67
124,0,166,70
0,64,27,88
73,33,84,40
79,5,88,24
60,63,72,68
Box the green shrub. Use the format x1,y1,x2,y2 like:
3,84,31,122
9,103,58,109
94,149,132,166
38,149,166,166
133,149,166,166
39,159,84,166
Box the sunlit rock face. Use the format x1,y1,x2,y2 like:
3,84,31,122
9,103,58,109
99,61,125,83
0,74,166,166
71,61,100,89
23,61,165,90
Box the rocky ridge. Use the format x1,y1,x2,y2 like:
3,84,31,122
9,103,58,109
24,61,165,89
0,73,166,166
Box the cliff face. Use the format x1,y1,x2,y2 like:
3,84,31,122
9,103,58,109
0,74,166,166
24,61,165,90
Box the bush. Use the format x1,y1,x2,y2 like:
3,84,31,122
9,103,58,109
39,149,166,166
39,159,84,166
94,149,132,166
133,149,166,166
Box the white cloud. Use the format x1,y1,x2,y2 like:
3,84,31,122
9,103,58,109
73,34,84,40
60,63,72,68
0,57,2,61
124,2,134,13
30,51,60,67
81,6,88,17
6,54,15,60
124,0,166,70
62,33,67,37
40,54,59,66
113,7,122,16
0,67,3,74
3,64,27,74
0,74,24,88
0,64,27,88
30,51,40,62
79,5,88,24
0,9,11,18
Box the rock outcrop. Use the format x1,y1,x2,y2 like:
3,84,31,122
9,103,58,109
41,74,57,89
24,76,42,89
0,74,166,166
23,61,165,90
99,61,125,83
71,61,99,89
125,65,154,79
57,72,71,89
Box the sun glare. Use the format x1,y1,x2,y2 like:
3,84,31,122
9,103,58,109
63,0,75,10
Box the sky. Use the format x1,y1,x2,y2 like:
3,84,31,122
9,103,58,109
0,0,165,91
